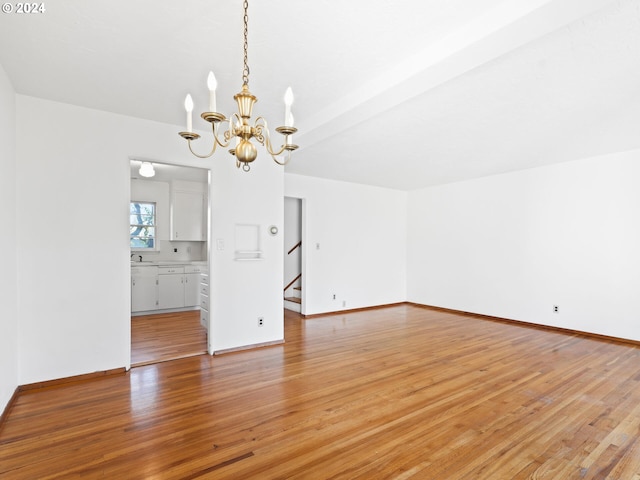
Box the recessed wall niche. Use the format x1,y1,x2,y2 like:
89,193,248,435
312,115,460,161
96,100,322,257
234,224,263,261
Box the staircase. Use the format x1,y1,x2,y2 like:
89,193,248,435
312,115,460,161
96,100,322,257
284,273,302,312
285,286,302,305
284,241,302,312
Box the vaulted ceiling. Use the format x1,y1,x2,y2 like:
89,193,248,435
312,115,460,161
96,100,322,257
1,0,639,190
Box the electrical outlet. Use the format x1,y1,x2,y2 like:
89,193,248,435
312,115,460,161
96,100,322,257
553,305,559,313
333,294,336,300
342,301,346,307
258,317,264,326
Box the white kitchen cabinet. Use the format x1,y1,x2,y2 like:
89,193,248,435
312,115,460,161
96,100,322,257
158,266,185,309
184,273,200,307
184,265,205,307
200,272,209,330
157,265,206,309
132,263,207,313
170,190,205,241
131,266,158,312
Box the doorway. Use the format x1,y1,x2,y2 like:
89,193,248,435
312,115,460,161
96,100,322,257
284,197,303,314
129,160,210,365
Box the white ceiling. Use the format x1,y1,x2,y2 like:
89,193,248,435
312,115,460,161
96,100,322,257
1,0,638,190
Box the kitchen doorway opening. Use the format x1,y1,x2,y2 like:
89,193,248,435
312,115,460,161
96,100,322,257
129,160,210,366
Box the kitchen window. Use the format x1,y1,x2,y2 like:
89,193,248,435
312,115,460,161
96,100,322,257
130,201,156,249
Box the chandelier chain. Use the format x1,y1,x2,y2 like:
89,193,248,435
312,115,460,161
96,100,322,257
242,0,250,86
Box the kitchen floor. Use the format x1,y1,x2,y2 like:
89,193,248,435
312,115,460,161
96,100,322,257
131,310,207,366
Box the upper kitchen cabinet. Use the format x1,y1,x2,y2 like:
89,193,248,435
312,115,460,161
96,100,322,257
170,180,207,241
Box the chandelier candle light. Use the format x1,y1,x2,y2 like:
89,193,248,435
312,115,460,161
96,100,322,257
178,0,298,172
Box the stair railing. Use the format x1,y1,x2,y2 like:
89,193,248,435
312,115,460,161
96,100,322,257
285,241,302,301
287,240,302,255
284,273,302,293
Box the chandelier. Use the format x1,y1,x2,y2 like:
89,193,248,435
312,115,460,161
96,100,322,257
178,0,298,172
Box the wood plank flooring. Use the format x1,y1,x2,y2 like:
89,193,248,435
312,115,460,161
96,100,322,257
3,305,640,479
131,310,207,366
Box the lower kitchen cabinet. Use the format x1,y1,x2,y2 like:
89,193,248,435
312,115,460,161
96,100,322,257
132,263,207,314
200,272,209,330
184,272,201,307
158,267,185,309
131,266,158,312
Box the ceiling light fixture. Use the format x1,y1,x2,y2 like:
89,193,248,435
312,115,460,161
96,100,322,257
179,0,298,172
139,162,155,178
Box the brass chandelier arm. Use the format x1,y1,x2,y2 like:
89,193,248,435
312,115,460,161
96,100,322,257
271,150,293,166
213,120,232,148
186,139,216,159
184,121,232,159
265,141,288,157
253,116,295,157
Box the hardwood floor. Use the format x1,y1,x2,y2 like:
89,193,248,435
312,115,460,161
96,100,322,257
3,305,640,479
131,310,207,366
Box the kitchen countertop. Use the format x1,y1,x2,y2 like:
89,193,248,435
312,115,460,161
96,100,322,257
130,260,208,266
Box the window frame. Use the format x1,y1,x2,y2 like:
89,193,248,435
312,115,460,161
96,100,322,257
130,200,158,251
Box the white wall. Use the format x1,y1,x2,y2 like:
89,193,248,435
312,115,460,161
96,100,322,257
285,173,407,315
408,151,640,341
16,95,283,383
0,64,18,412
209,156,284,352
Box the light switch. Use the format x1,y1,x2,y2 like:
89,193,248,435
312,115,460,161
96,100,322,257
216,238,225,251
